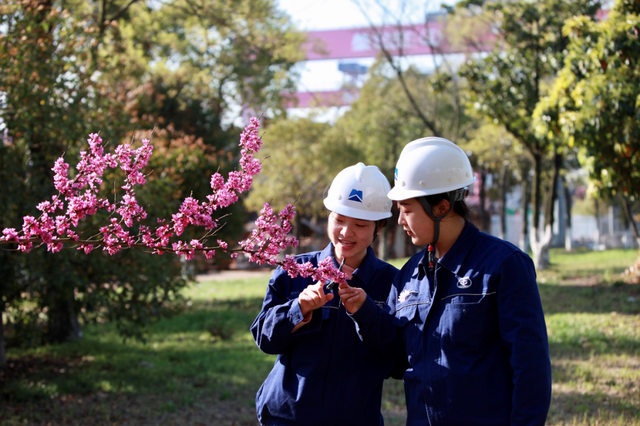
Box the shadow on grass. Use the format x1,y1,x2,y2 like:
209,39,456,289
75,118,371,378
548,387,640,425
549,336,640,361
1,296,273,419
539,282,640,315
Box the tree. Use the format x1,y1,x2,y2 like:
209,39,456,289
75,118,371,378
351,0,480,141
336,61,428,178
0,0,127,358
244,117,359,248
535,0,640,276
0,0,305,366
456,0,602,270
114,0,305,125
461,124,524,239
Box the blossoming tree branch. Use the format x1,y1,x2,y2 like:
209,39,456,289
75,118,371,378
0,117,347,286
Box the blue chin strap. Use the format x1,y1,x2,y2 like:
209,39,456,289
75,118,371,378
418,187,469,270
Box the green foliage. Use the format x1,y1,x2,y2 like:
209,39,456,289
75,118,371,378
456,0,603,268
117,0,305,120
334,62,435,181
461,122,523,178
330,59,479,208
245,117,358,219
536,0,640,202
458,0,601,150
0,0,304,348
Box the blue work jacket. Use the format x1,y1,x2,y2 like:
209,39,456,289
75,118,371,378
352,221,552,426
251,244,399,426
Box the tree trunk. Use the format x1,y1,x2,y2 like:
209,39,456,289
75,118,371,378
564,178,573,251
499,163,508,240
532,151,562,270
393,220,406,259
619,196,640,281
529,151,543,266
479,168,489,232
377,225,389,261
0,303,6,369
621,195,640,243
594,198,601,248
46,291,82,344
519,174,530,252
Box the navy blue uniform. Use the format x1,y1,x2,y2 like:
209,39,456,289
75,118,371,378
352,221,552,425
252,244,399,426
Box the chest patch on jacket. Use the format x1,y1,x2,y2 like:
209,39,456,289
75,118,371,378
398,288,412,303
457,276,472,289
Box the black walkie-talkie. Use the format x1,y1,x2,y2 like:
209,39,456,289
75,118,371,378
324,258,346,292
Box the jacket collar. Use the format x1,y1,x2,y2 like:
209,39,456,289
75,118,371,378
418,220,479,276
438,220,479,275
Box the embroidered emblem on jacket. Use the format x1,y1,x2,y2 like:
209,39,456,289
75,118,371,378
398,288,412,303
457,277,472,289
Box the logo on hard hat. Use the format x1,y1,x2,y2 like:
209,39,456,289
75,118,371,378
394,167,398,181
348,189,363,203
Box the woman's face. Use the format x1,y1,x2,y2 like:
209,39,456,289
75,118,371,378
397,198,433,246
327,212,376,266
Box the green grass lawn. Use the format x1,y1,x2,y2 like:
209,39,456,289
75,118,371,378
1,248,639,425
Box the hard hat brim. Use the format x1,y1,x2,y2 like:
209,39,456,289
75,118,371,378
323,198,392,221
388,177,476,201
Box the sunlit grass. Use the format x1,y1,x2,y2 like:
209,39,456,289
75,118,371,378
182,273,273,302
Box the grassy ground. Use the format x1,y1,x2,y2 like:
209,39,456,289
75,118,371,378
1,248,639,425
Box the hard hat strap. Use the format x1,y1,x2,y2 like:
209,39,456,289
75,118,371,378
419,195,455,270
372,219,386,243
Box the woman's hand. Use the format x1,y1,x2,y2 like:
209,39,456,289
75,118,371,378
298,282,334,317
339,283,366,314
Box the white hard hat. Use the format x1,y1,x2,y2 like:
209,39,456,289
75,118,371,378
323,162,393,221
388,137,475,201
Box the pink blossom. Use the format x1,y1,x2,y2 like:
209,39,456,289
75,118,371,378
80,244,94,254
0,117,348,288
2,228,18,241
210,173,225,191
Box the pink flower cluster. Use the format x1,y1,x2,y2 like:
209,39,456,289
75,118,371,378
280,256,348,287
0,117,345,285
239,203,299,265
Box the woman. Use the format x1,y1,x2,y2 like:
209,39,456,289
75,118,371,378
340,138,552,426
251,162,399,426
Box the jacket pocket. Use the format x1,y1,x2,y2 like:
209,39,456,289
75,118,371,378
441,293,496,347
